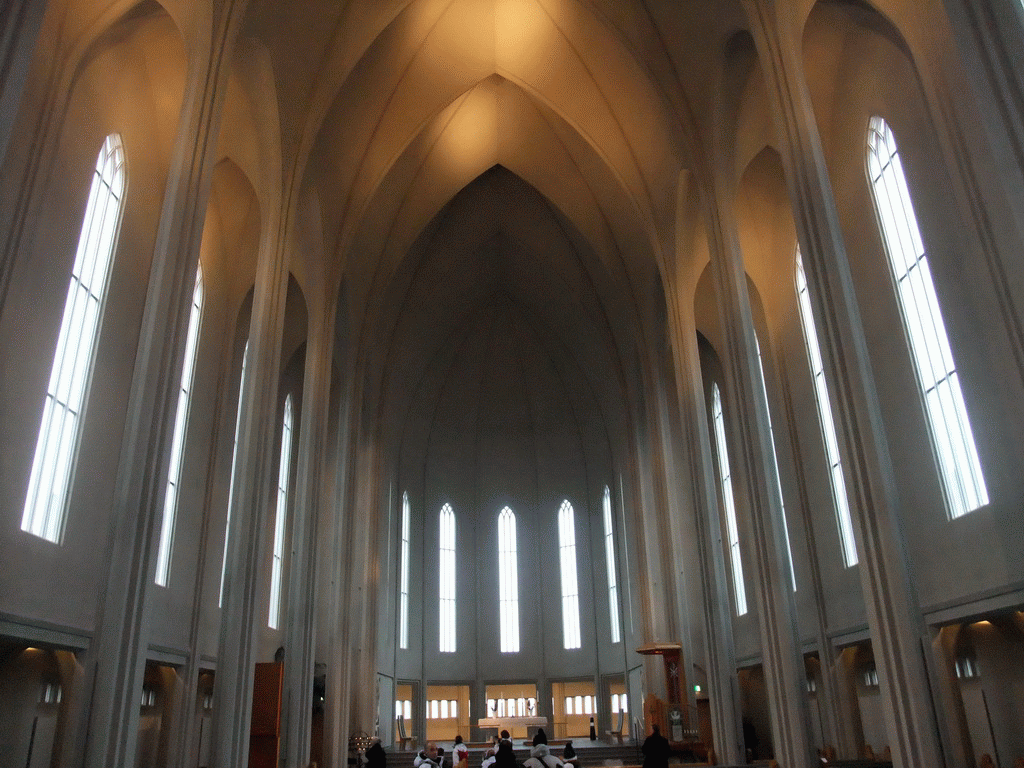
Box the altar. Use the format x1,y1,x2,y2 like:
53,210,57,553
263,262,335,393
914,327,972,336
477,717,548,741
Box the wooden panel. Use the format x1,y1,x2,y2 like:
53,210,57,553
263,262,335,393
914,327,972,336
251,662,283,736
249,662,283,768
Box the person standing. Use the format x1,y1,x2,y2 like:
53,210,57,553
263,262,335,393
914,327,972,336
365,739,387,768
642,724,670,768
454,735,469,768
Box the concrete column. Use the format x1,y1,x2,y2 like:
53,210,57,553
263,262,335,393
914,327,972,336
0,2,89,317
667,311,743,766
0,0,46,160
324,379,356,768
343,443,385,737
210,194,293,767
937,0,1024,375
282,297,337,768
774,359,842,758
702,176,815,768
741,3,950,767
74,4,248,767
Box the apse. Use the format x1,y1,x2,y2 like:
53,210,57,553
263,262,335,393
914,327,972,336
376,166,634,691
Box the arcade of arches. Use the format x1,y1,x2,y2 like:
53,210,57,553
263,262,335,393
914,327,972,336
1,2,1024,768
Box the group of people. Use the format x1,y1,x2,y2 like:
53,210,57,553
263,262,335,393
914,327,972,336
409,729,579,768
483,729,579,768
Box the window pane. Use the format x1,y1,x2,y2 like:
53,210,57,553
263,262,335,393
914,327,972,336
602,486,621,643
399,492,411,649
439,504,457,652
754,335,798,591
22,135,125,543
155,268,204,586
711,385,748,615
268,395,294,628
867,116,988,518
219,341,249,606
796,253,859,566
558,500,582,649
498,507,520,652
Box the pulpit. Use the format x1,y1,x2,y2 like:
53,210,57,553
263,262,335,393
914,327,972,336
637,644,710,762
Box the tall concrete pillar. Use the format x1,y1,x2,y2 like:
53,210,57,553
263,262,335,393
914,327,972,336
75,3,248,767
0,0,46,161
324,376,356,768
937,0,1024,378
210,193,294,767
282,297,337,768
666,307,744,765
741,3,950,766
702,178,815,768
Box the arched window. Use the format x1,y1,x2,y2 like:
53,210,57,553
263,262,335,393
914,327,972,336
795,251,858,566
268,394,294,628
219,341,248,606
498,506,519,652
155,265,204,585
754,334,797,591
602,486,621,643
399,491,411,649
867,116,988,518
439,503,456,652
711,384,748,616
22,134,126,543
558,500,582,649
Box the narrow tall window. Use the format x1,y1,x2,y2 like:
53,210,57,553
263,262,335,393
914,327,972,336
711,384,748,616
602,486,621,643
795,252,859,566
268,395,294,628
22,135,126,543
399,492,411,649
557,500,582,650
219,341,248,606
755,335,798,591
439,503,456,653
155,267,204,585
498,506,520,652
867,116,988,518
